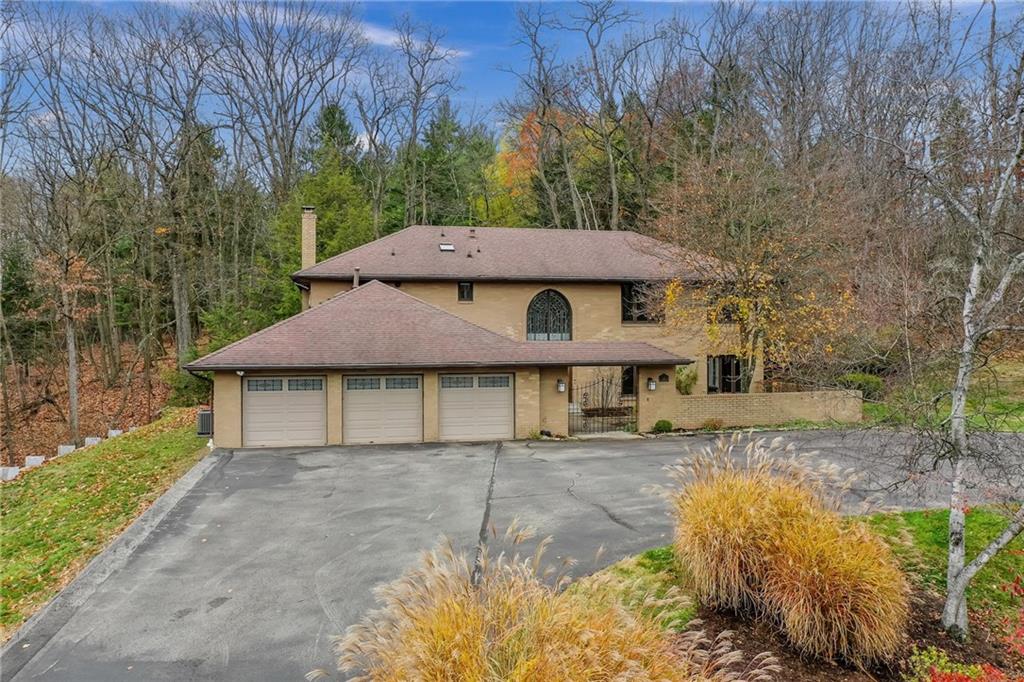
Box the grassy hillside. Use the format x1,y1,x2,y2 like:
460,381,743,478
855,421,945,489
0,408,206,640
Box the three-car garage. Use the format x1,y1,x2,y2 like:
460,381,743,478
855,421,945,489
240,373,516,447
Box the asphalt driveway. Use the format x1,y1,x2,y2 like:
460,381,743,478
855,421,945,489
4,430,1013,681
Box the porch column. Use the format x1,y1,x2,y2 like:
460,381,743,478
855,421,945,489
539,366,569,437
636,365,679,432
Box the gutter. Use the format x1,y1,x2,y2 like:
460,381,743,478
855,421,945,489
184,358,694,373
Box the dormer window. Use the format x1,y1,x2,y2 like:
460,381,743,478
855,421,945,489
439,243,455,252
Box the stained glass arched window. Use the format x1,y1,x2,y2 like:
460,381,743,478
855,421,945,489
527,290,572,341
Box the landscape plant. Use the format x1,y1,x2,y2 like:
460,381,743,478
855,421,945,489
326,529,780,682
665,434,909,666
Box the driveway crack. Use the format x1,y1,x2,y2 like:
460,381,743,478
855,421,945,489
566,479,638,533
471,442,502,585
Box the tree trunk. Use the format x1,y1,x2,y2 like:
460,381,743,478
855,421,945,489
62,287,80,445
170,251,192,367
942,244,983,639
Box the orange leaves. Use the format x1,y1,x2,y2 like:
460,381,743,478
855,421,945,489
28,253,101,322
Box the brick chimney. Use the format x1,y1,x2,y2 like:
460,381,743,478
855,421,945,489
300,207,316,310
301,207,317,270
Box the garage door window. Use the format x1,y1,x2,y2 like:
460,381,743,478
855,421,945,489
288,378,323,391
386,377,419,389
346,377,380,390
441,376,474,389
248,379,282,391
478,375,510,388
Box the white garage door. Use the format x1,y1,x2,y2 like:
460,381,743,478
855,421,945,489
243,376,326,447
343,375,423,444
439,374,514,441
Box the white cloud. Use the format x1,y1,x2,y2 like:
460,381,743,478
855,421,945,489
360,21,470,58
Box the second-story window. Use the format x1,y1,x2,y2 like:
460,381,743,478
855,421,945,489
621,282,659,322
457,282,474,302
527,289,571,340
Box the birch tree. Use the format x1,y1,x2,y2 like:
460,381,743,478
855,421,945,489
867,2,1024,639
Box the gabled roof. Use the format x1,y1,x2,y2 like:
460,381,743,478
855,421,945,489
293,225,716,283
185,280,689,371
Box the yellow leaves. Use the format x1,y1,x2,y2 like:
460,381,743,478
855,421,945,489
154,225,171,236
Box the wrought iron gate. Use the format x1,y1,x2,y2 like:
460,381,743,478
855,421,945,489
569,376,637,435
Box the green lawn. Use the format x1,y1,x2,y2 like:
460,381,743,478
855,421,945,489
865,360,1024,432
866,507,1024,616
0,409,206,639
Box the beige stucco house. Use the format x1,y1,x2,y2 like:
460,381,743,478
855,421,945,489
187,212,774,448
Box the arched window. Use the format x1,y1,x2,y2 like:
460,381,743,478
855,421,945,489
527,290,572,341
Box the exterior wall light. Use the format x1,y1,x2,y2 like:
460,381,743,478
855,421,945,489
647,377,657,391
556,378,567,393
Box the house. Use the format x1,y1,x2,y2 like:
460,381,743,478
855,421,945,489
186,211,813,448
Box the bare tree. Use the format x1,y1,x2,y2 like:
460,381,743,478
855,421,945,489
393,15,458,227
205,0,365,204
354,55,403,239
858,2,1024,639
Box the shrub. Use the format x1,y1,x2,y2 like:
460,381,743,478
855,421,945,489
761,515,909,663
666,435,909,666
653,419,673,433
903,646,1023,682
330,534,780,682
837,372,884,400
676,366,698,395
700,418,725,431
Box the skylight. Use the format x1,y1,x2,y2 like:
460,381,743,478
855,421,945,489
439,243,455,252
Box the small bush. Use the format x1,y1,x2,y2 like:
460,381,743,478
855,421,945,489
903,646,982,682
700,418,725,431
676,366,698,395
837,372,884,400
653,419,673,433
665,435,909,666
331,534,780,682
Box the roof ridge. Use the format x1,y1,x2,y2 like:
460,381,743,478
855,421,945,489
293,225,414,278
187,281,380,367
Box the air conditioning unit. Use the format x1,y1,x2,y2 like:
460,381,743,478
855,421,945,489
197,408,213,437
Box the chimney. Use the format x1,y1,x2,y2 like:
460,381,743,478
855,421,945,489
469,228,476,238
301,207,317,270
353,267,361,288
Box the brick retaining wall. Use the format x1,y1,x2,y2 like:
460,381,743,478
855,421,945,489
669,389,862,429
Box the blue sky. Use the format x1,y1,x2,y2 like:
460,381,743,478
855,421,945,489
357,2,703,123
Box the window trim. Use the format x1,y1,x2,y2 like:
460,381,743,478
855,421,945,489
457,281,474,302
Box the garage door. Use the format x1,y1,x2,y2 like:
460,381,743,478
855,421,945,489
343,375,423,444
243,376,326,447
439,374,514,441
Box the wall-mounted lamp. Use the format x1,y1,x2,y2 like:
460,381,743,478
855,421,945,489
556,378,567,393
235,370,245,377
647,378,657,391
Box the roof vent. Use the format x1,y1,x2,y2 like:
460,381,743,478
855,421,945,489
469,228,476,238
439,243,455,252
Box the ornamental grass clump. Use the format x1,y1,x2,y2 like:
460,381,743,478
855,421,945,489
665,434,909,667
328,528,779,682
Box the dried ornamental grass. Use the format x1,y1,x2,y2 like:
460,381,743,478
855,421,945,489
664,434,908,667
666,435,840,611
325,531,780,682
760,516,909,664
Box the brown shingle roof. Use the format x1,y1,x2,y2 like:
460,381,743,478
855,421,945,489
185,280,689,371
294,225,715,283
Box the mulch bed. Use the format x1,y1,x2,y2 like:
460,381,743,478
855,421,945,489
687,588,1016,681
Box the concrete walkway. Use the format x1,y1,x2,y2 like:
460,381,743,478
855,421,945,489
3,431,1018,681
